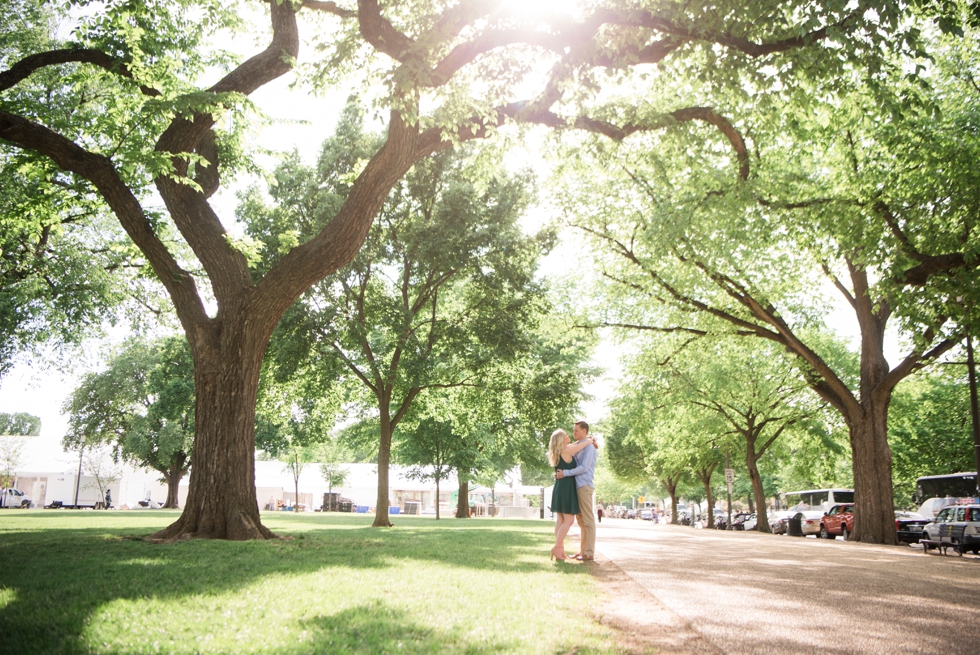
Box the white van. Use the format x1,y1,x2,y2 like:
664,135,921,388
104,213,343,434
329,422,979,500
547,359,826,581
0,488,31,508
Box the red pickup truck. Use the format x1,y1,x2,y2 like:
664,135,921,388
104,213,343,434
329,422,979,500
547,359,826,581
819,503,854,540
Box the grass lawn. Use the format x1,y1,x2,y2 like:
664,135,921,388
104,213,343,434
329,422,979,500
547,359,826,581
0,510,619,654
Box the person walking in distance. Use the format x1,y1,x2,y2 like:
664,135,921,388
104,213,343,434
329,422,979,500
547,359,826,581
556,421,597,561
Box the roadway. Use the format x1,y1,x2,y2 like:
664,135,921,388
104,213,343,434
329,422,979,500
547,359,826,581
593,519,980,654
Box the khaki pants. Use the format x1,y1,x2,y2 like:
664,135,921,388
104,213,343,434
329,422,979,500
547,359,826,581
576,485,596,557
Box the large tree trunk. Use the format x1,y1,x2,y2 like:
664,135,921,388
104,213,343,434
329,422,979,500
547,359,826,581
374,411,394,527
151,319,274,541
847,267,899,545
456,474,469,519
848,398,897,544
745,447,770,533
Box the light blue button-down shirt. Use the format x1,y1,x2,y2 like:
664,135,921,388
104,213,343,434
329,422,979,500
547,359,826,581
563,443,596,489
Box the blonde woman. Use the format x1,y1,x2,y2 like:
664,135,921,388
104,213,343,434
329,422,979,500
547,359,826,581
547,428,594,560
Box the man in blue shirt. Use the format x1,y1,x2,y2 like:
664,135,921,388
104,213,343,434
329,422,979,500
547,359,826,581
556,420,597,561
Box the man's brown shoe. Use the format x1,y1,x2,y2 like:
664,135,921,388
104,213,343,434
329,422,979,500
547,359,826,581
581,555,595,561
570,553,583,560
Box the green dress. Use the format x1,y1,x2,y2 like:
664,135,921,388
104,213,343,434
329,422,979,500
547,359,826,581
550,454,579,515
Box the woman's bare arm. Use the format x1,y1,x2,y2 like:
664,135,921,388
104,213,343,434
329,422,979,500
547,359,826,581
560,436,593,461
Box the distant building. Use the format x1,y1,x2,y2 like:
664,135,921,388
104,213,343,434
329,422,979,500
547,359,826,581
0,435,538,516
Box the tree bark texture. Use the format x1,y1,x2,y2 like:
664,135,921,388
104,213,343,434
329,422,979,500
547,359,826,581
161,454,187,509
844,264,898,544
697,469,715,529
662,475,680,524
745,442,770,533
373,411,394,527
456,475,470,519
151,307,274,541
846,397,897,544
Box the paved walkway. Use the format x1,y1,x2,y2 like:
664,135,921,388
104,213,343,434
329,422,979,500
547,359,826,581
592,520,980,654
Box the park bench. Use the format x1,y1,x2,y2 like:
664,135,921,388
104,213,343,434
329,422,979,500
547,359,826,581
923,524,968,556
938,524,967,556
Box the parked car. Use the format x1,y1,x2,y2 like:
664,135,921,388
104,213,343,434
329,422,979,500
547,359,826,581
626,508,636,519
730,512,754,530
819,503,854,540
0,488,31,508
798,510,825,536
920,504,980,554
769,510,796,535
895,510,930,544
640,509,653,521
742,513,758,531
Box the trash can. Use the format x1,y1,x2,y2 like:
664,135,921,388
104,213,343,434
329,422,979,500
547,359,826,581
787,516,803,537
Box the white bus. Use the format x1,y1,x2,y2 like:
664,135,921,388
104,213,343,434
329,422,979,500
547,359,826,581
783,488,854,514
914,472,978,517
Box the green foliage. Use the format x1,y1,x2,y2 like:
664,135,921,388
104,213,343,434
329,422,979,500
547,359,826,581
248,113,566,482
0,412,40,436
319,462,350,494
0,151,137,375
397,417,470,504
601,414,651,487
0,436,27,488
601,331,851,516
62,336,194,485
889,363,977,508
312,435,352,494
593,457,645,506
5,0,963,536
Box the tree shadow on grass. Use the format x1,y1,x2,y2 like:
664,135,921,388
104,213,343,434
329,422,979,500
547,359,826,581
0,515,586,652
293,601,512,654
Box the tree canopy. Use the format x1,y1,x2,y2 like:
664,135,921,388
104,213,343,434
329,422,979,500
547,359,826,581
559,11,980,542
63,337,194,508
0,0,957,539
0,412,40,437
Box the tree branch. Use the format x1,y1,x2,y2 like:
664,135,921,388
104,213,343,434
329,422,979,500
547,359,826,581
300,1,356,19
0,110,207,328
154,0,300,302
822,262,856,310
357,0,417,64
0,48,160,96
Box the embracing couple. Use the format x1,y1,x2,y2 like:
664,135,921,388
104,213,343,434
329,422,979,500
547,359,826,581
547,420,597,562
